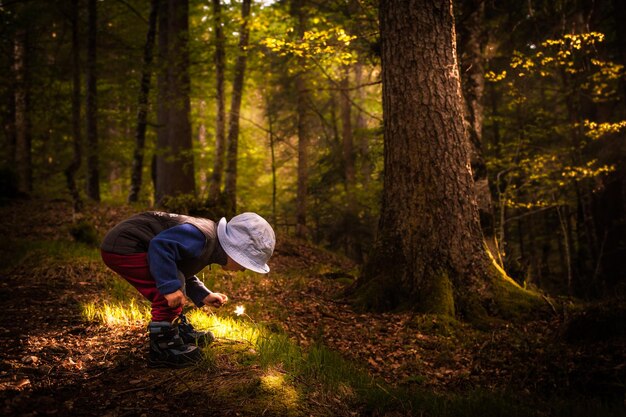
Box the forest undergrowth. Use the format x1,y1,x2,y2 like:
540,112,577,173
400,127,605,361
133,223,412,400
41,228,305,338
0,200,624,416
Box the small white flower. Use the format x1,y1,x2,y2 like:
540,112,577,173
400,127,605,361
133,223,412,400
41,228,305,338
235,305,245,316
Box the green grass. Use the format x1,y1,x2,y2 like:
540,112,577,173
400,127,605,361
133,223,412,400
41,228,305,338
0,238,101,270
81,299,150,326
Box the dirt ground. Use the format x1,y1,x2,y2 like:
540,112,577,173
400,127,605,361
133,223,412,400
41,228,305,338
0,200,624,416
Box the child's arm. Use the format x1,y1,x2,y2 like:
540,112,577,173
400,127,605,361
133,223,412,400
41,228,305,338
148,224,206,298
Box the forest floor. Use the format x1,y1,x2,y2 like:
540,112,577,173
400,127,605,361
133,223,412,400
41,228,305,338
0,199,624,417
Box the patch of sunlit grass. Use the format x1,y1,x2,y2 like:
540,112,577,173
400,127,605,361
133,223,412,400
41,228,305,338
186,309,262,345
260,368,300,408
81,299,149,326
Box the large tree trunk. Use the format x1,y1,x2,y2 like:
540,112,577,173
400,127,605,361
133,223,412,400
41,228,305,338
14,28,31,196
223,0,252,217
207,0,227,206
86,0,100,201
129,0,159,203
155,0,196,204
65,0,83,212
355,0,538,319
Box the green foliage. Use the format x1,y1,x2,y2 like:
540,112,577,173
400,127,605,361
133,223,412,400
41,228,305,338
486,32,621,210
483,29,626,294
0,239,100,271
261,16,357,69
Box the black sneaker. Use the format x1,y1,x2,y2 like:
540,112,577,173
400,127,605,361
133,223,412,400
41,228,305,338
147,321,203,368
175,313,215,346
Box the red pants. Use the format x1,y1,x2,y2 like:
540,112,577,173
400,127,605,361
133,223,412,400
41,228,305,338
101,250,181,322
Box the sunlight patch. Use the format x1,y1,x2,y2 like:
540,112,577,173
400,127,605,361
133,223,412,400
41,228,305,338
81,299,149,326
260,369,299,409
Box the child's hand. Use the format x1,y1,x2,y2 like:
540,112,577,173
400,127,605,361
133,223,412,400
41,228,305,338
164,289,186,308
204,293,228,308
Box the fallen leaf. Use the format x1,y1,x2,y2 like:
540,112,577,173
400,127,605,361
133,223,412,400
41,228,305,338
16,379,30,389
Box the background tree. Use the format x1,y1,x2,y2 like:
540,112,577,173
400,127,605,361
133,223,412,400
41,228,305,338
291,0,312,239
13,26,31,196
86,0,99,201
207,0,226,207
65,0,83,212
223,0,252,217
128,0,159,203
155,0,195,204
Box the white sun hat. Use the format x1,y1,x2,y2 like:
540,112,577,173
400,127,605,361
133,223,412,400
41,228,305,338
217,212,276,273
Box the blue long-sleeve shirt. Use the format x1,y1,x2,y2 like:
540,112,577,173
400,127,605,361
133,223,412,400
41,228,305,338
148,223,213,306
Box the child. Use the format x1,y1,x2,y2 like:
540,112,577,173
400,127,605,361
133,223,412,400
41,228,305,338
100,211,275,368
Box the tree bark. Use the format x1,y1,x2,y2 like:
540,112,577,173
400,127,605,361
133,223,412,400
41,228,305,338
65,0,83,212
267,108,278,225
155,0,196,204
86,0,100,201
155,0,169,203
197,100,208,197
292,0,310,239
208,0,227,206
355,0,537,319
4,44,16,175
129,0,159,203
13,27,31,196
224,0,252,217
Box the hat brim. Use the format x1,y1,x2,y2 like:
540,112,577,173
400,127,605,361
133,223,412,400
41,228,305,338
217,217,270,273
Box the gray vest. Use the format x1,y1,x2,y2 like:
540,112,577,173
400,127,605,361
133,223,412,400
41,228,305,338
101,212,218,277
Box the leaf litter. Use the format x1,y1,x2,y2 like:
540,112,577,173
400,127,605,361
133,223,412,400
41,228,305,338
0,200,623,416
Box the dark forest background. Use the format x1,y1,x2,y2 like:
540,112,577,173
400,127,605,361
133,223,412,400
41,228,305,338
1,0,625,303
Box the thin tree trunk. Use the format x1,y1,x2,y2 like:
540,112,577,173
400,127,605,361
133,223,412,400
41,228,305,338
268,111,277,225
129,0,159,203
4,42,16,175
292,0,310,239
340,68,356,194
340,67,361,260
65,0,83,212
86,0,99,201
14,28,31,196
197,100,208,198
557,204,573,296
354,62,371,184
208,0,227,206
224,0,252,217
